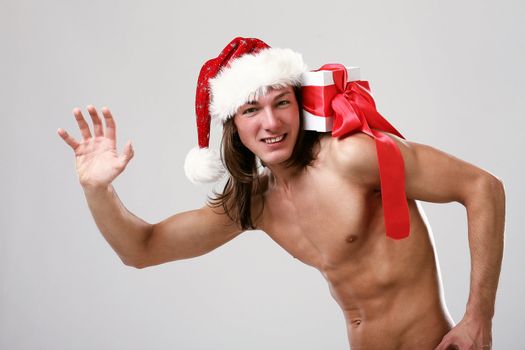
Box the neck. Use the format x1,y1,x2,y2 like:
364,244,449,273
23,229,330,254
265,162,303,192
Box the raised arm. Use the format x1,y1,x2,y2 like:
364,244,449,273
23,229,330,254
81,184,243,269
58,106,243,268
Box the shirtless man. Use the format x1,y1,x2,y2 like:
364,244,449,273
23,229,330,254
57,37,505,349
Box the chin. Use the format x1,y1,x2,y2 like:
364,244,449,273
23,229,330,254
259,152,293,166
257,144,293,166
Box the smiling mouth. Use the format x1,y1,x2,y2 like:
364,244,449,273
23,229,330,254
262,134,287,144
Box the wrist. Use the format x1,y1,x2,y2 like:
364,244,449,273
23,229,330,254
464,303,494,321
82,183,113,197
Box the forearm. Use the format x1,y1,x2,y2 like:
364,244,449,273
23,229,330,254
82,184,153,266
463,176,506,319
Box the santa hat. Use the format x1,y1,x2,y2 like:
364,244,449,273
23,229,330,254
184,37,308,184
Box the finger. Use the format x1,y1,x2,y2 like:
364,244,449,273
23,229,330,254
119,140,134,165
57,128,80,150
87,105,104,137
434,339,455,350
73,107,92,140
101,106,117,141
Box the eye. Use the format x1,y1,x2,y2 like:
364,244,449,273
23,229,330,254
277,100,290,106
242,107,257,115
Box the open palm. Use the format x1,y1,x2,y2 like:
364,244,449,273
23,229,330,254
58,105,134,188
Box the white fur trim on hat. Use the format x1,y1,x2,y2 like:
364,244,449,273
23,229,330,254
209,47,308,123
184,146,225,184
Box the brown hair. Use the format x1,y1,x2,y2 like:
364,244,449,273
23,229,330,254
207,86,322,230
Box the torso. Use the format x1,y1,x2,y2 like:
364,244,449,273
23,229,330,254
253,133,454,349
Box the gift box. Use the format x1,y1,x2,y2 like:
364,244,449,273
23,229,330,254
300,66,361,132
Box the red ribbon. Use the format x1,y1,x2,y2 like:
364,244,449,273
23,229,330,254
302,63,410,239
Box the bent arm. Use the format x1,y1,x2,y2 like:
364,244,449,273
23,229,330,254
332,132,506,319
332,131,505,348
387,133,506,320
83,184,244,269
63,106,244,269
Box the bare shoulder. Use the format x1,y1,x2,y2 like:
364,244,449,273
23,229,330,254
324,130,426,189
323,132,382,188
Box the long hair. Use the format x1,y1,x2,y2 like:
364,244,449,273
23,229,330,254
208,86,322,230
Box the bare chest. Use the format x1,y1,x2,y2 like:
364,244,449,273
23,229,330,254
258,170,386,270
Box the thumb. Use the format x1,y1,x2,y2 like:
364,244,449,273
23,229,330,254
119,140,134,165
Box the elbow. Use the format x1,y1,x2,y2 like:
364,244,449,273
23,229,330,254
493,176,506,209
131,261,149,269
120,255,150,269
461,173,505,206
123,259,149,269
470,173,505,202
486,174,505,198
121,225,155,269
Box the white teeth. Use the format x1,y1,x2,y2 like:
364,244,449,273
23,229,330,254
263,134,285,144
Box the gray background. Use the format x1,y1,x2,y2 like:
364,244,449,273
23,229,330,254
1,0,523,349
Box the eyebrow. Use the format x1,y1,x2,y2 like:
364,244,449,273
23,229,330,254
245,91,291,105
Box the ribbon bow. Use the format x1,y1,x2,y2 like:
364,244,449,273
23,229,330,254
306,63,410,239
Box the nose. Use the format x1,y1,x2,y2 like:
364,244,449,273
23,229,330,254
261,106,282,131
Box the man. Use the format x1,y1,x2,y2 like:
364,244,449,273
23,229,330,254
57,37,505,349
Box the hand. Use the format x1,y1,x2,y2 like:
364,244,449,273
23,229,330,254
434,315,492,350
58,105,134,189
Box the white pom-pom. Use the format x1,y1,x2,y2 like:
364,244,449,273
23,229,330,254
184,147,226,184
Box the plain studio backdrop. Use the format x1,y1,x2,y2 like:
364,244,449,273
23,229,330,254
1,0,523,349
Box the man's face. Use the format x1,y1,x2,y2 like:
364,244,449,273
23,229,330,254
233,85,300,167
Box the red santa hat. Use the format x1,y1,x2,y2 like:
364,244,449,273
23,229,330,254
184,37,308,184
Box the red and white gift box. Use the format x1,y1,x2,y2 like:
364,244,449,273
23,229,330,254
300,66,361,131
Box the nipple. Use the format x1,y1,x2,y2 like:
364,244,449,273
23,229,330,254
345,234,358,243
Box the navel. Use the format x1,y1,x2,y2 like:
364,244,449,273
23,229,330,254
345,234,358,243
351,318,362,327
